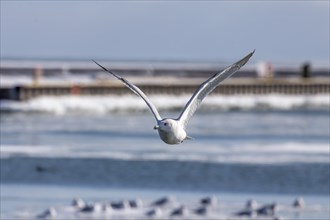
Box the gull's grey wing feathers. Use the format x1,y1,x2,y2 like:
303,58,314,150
178,50,255,127
93,60,162,121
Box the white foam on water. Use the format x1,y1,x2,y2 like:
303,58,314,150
1,94,329,114
1,142,329,164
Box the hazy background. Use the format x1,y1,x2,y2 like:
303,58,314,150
1,1,329,220
1,1,329,64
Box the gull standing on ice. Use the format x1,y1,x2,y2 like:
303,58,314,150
93,50,254,145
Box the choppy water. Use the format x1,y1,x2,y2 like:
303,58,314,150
0,94,329,219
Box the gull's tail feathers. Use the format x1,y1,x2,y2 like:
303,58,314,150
185,136,194,141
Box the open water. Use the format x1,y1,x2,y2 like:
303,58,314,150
0,94,329,219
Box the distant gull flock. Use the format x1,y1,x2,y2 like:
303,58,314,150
32,195,307,219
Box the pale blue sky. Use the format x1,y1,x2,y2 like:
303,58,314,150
1,1,329,64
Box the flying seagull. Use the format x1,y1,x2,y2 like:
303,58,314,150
93,50,254,145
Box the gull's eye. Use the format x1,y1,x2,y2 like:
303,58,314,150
164,123,168,126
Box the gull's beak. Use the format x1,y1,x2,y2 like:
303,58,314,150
153,125,159,130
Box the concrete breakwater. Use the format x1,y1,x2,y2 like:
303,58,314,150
1,59,329,100
1,78,329,101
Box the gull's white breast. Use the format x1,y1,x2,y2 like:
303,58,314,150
157,121,187,145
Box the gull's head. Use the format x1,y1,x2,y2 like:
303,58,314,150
154,119,187,145
154,119,176,132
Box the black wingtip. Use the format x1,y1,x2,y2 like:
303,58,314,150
92,60,108,72
236,49,255,67
247,49,256,58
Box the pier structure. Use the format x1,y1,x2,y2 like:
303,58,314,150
0,60,329,100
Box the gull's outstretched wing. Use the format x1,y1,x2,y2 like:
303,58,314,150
178,50,255,127
93,60,162,121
